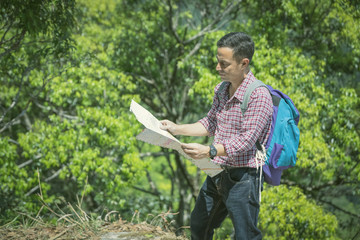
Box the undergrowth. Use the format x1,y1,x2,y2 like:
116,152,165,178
0,170,188,240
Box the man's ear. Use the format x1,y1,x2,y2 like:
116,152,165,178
241,58,250,69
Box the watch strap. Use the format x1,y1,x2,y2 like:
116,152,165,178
209,144,217,159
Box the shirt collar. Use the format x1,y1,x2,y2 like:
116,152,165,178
232,70,256,103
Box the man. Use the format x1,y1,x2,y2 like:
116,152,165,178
160,32,273,240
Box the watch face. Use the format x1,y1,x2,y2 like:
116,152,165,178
210,145,217,158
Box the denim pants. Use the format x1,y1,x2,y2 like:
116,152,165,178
190,167,263,240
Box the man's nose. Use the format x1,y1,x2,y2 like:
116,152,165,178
216,62,221,71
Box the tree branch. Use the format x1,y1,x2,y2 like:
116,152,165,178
146,170,160,196
165,149,176,180
310,180,358,192
167,0,183,45
139,152,168,158
0,65,34,124
25,167,64,197
183,0,243,45
0,29,27,58
319,198,360,219
1,60,69,133
132,186,160,197
352,229,360,240
183,38,204,62
8,138,19,145
0,19,14,46
178,84,191,122
174,152,197,201
125,72,173,118
126,72,155,85
282,179,360,220
18,155,42,169
33,101,78,121
0,102,32,134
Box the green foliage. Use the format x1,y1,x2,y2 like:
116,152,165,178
0,0,144,221
0,0,76,55
0,137,30,213
192,2,360,237
241,0,360,89
326,88,360,181
251,38,334,177
260,185,338,239
239,2,360,236
189,31,228,104
1,0,359,238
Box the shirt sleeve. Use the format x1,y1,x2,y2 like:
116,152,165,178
198,83,223,136
221,87,273,159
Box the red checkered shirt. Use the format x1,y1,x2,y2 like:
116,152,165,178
199,71,273,168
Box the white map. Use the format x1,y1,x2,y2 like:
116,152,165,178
130,100,223,177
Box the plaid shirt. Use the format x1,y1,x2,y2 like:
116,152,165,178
199,71,273,168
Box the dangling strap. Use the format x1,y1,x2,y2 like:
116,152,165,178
255,143,266,203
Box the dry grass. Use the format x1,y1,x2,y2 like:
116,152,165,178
0,218,188,240
0,171,188,240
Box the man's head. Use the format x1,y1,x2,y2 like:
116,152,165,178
215,32,254,84
217,32,254,64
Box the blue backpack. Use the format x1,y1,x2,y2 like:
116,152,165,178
218,80,300,186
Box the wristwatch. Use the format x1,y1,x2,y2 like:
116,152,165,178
209,144,217,159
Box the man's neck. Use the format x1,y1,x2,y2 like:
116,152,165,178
230,71,249,94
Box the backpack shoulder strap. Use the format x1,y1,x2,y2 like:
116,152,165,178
217,81,228,94
241,80,268,114
241,80,269,151
215,81,228,103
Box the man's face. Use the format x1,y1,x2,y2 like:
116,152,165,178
216,47,247,84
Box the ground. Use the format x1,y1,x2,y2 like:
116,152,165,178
0,219,189,240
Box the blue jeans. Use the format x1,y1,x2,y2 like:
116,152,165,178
190,167,263,240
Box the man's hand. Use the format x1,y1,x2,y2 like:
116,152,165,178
160,120,209,137
160,120,179,135
181,143,210,160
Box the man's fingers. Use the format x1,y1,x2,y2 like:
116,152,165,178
182,145,197,155
181,143,196,149
159,120,171,130
183,150,198,159
183,148,196,154
181,143,208,160
181,143,190,149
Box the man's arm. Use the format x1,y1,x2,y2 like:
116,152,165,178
160,120,209,137
181,143,227,159
159,84,222,159
160,120,227,159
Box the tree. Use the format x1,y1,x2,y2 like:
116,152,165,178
110,0,245,229
0,0,77,218
234,0,360,238
260,185,338,239
0,0,144,220
112,0,359,237
0,0,76,134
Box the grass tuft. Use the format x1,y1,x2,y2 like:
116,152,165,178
0,171,188,239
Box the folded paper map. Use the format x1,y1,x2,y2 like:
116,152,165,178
130,100,223,177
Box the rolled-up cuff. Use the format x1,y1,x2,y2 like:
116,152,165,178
198,118,214,136
221,139,235,161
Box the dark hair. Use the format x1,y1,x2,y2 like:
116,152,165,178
217,32,255,63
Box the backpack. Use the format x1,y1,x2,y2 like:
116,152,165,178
218,80,300,186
